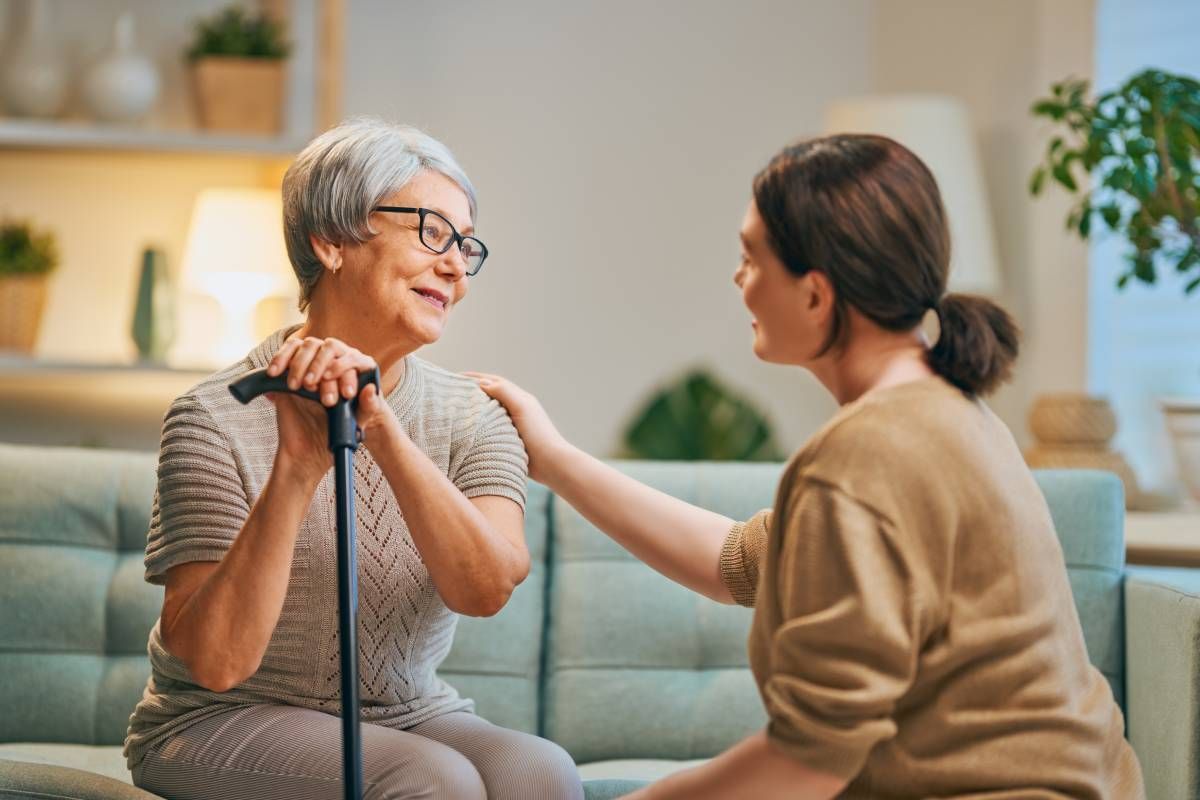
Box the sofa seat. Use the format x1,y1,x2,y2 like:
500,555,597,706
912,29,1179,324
0,745,132,784
578,758,701,782
0,748,691,796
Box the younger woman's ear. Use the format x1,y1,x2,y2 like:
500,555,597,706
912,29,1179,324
309,234,344,272
804,269,835,312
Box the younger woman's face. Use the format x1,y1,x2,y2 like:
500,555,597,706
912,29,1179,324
733,199,829,366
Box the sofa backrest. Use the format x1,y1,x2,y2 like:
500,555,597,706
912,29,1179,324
439,481,549,734
541,461,1129,763
0,444,160,746
541,461,780,762
0,442,548,746
0,443,1127,754
1033,470,1128,708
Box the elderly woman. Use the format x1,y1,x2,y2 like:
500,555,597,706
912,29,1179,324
123,119,583,800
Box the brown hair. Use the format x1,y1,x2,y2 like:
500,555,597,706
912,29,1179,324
751,134,1018,397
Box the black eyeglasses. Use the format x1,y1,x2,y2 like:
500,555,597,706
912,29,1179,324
372,206,488,276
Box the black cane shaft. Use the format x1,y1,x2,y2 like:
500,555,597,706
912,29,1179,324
334,446,363,800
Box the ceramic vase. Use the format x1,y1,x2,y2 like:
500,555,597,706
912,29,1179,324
81,12,160,123
1,0,68,118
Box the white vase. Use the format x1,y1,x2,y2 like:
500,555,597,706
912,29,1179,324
1162,397,1200,504
81,12,160,123
1,0,68,118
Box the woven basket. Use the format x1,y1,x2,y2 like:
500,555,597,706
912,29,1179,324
1028,393,1117,446
0,274,49,353
1025,443,1140,509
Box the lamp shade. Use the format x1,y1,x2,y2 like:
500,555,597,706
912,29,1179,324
824,94,1001,294
174,188,299,366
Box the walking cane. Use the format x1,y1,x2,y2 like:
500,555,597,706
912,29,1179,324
229,365,380,800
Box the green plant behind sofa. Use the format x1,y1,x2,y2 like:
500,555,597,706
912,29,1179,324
622,369,783,461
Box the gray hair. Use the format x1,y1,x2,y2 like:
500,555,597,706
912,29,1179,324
282,117,478,311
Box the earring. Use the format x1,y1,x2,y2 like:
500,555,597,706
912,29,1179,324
331,258,341,274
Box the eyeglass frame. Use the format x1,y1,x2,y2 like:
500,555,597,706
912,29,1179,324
372,206,488,276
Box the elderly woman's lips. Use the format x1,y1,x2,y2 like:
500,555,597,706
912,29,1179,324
412,288,446,310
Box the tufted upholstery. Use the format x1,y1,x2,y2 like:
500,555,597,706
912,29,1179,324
542,461,780,761
1,443,1187,800
0,446,161,747
438,480,551,735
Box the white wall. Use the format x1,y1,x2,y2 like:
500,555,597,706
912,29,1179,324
870,0,1095,450
344,0,871,456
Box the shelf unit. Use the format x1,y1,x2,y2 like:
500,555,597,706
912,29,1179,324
0,0,343,157
0,117,310,156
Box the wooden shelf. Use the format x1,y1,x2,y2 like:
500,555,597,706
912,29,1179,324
0,357,212,451
0,118,308,157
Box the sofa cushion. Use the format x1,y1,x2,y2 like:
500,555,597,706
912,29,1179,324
1033,470,1127,708
543,461,781,762
0,744,132,785
0,756,162,799
439,480,551,734
0,444,160,746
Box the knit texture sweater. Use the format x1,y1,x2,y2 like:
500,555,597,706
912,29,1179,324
123,327,528,769
720,377,1144,799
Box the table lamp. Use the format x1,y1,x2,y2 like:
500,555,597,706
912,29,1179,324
824,94,1001,294
172,188,299,367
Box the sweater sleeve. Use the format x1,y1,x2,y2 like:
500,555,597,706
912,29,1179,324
452,395,529,509
719,509,771,607
760,481,931,780
143,395,250,585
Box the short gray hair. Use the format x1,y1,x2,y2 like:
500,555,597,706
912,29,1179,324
282,117,478,311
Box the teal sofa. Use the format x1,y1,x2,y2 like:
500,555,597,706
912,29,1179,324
0,442,1197,800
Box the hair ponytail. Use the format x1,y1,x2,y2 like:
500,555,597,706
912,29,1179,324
926,293,1020,397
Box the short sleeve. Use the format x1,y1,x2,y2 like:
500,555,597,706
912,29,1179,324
760,482,931,780
143,395,250,585
452,395,529,509
720,509,771,607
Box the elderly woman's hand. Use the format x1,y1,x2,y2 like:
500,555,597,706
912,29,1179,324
265,337,396,476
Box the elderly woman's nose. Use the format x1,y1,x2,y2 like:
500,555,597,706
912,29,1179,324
437,248,469,280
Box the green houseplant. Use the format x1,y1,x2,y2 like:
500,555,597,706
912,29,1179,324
622,369,784,461
0,220,59,353
1029,67,1200,502
187,4,291,135
1029,68,1199,292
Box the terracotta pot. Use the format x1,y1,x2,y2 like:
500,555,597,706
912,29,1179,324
191,57,285,135
1162,397,1200,503
1028,393,1117,445
0,273,49,353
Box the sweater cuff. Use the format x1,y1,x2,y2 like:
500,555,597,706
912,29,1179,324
720,521,758,607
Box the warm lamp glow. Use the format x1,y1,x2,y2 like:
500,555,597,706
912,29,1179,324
824,94,1001,294
172,188,299,367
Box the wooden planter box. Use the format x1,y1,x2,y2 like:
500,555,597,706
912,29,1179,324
191,57,286,135
0,273,49,353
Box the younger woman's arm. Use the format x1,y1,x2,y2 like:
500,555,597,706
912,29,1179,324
470,372,754,604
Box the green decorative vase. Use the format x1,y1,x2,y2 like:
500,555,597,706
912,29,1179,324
130,246,174,362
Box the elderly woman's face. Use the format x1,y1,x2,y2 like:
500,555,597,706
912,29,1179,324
344,170,474,347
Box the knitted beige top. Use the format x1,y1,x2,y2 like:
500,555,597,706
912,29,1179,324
124,327,528,769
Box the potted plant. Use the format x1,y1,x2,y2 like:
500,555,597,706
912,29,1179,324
187,4,290,135
0,220,59,353
1030,68,1200,502
623,369,784,461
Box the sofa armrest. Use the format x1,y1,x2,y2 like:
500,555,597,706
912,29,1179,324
1125,566,1200,800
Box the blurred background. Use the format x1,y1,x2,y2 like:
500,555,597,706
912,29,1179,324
0,0,1197,514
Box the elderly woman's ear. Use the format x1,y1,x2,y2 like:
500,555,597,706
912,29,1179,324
309,234,344,273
